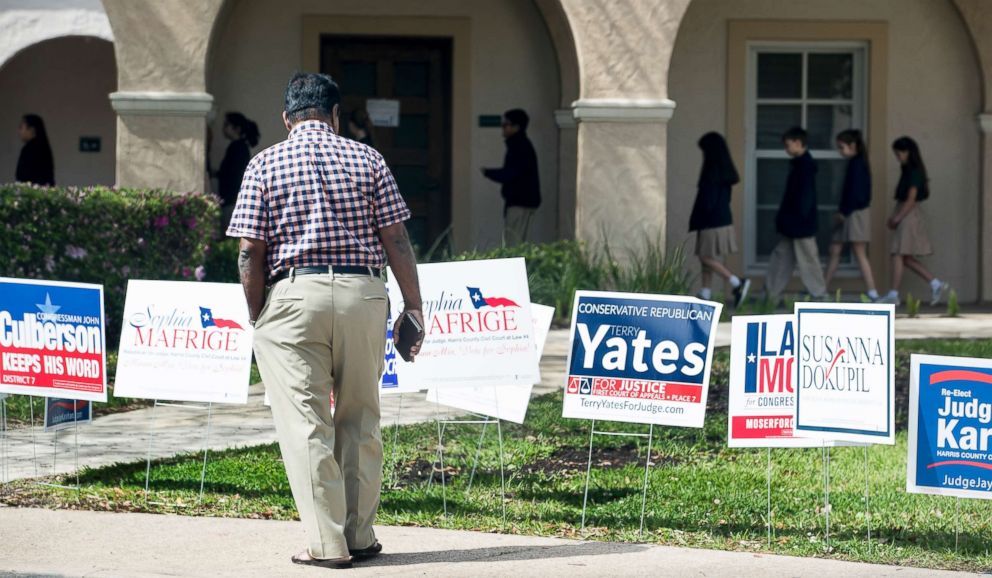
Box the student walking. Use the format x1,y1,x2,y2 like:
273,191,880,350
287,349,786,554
15,114,54,186
215,112,260,228
688,132,750,307
482,108,541,246
878,136,949,306
765,126,827,303
824,129,878,300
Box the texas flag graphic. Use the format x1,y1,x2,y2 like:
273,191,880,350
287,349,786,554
466,287,520,309
199,306,244,330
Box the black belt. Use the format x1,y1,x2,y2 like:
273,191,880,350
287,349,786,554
269,265,382,284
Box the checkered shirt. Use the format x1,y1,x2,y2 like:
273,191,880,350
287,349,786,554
226,120,410,280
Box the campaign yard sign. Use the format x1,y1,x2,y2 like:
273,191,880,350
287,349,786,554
379,285,422,395
908,355,992,499
44,398,93,432
427,303,555,424
562,291,722,428
114,280,254,404
0,278,107,402
794,303,895,445
730,314,818,448
385,258,537,389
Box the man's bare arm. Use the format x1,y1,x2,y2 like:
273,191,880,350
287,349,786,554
238,237,268,323
380,222,424,354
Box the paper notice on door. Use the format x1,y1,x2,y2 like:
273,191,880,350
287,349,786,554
366,99,400,127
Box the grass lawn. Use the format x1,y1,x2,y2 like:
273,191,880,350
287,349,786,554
1,340,991,571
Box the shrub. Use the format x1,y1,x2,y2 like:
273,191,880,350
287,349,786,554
906,293,920,318
448,237,691,323
203,237,241,283
0,184,220,345
946,289,960,318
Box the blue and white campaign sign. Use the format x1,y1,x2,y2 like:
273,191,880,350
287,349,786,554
794,303,895,445
908,355,992,499
0,277,107,402
44,398,93,432
562,291,722,427
379,286,422,395
428,303,555,424
385,258,537,389
114,280,254,404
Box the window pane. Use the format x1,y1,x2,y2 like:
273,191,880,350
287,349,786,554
808,53,853,99
816,158,847,206
755,208,778,262
758,53,802,99
757,105,802,149
394,62,429,97
394,114,428,149
341,61,377,97
756,158,790,205
807,105,853,149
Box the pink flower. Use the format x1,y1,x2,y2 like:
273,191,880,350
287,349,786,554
182,266,192,278
195,265,206,281
153,216,169,229
65,245,87,259
186,217,197,230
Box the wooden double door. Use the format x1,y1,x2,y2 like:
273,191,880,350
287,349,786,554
321,35,452,252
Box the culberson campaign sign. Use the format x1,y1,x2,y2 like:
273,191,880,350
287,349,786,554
562,291,722,427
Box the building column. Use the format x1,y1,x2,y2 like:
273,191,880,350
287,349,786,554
109,91,213,193
980,113,992,302
554,109,578,240
571,98,676,255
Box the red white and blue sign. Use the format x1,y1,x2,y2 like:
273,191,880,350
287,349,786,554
908,354,992,499
562,291,722,427
0,277,107,402
44,398,93,432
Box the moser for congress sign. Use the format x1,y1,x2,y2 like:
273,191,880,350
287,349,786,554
114,280,254,404
385,258,537,389
794,303,894,444
908,355,992,499
729,314,820,448
0,278,107,402
562,291,722,428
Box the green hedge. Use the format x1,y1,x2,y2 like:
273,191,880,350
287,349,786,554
0,184,220,345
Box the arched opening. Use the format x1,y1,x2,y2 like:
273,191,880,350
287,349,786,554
668,0,983,301
0,36,117,186
205,0,579,252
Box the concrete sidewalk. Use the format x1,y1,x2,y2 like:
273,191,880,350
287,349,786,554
0,507,981,578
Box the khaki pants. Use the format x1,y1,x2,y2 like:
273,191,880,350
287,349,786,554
252,273,388,558
765,236,827,300
503,206,536,247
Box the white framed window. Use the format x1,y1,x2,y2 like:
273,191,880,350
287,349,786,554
744,42,868,273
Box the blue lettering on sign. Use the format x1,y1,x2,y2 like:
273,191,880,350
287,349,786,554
914,362,992,493
744,320,795,394
569,296,716,383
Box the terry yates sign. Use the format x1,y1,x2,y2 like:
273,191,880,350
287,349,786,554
562,291,722,428
908,355,992,499
729,314,821,448
794,303,895,444
386,258,538,389
114,280,254,404
0,278,107,402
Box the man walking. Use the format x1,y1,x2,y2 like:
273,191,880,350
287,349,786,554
765,126,827,304
228,72,423,568
482,108,541,246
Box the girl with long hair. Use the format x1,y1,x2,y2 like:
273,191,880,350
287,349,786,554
880,136,949,305
216,112,260,227
824,129,878,300
689,132,750,306
15,114,54,186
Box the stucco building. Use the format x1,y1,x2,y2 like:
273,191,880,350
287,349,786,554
3,0,992,302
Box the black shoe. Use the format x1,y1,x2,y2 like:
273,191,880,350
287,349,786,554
349,540,383,560
732,278,751,308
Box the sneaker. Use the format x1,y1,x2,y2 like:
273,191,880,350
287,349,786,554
877,293,900,305
930,282,949,306
732,278,751,308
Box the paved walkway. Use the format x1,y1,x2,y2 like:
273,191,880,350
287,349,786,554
1,313,990,482
0,508,981,578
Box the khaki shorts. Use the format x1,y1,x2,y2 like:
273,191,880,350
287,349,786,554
890,207,932,256
832,208,871,244
696,225,738,258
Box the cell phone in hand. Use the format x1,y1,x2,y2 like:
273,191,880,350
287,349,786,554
395,311,424,362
